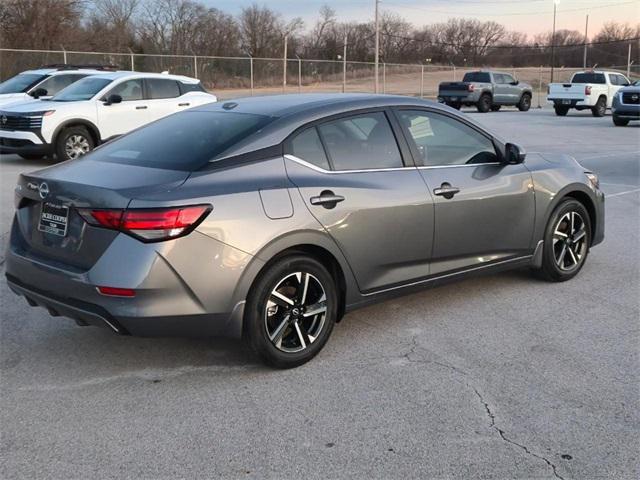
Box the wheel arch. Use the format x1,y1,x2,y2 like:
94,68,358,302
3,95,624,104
52,119,101,147
543,185,598,246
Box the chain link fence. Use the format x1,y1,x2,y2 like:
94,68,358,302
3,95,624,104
1,48,637,103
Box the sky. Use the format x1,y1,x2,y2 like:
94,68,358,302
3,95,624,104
201,0,640,38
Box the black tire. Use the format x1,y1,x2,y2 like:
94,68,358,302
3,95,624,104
446,102,461,110
244,255,338,368
536,199,591,282
490,105,501,112
613,115,629,126
517,93,532,112
591,96,606,117
554,105,569,116
54,126,95,162
18,154,45,160
476,94,492,113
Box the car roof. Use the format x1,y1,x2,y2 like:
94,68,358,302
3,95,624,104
21,68,116,75
79,71,201,83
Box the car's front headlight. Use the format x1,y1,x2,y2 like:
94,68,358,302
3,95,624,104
585,172,599,189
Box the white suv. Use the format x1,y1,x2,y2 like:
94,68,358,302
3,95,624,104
0,64,115,108
0,71,217,160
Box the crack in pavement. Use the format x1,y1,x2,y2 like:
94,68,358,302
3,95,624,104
400,336,566,480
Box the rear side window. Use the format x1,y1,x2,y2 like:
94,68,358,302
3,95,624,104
90,111,273,171
147,79,180,99
317,112,403,170
572,73,606,84
179,82,206,94
462,72,491,83
290,127,331,170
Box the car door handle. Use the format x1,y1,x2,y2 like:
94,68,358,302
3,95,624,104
433,183,460,199
178,102,190,107
310,191,345,209
136,106,147,110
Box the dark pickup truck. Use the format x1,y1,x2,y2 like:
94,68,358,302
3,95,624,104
438,71,533,113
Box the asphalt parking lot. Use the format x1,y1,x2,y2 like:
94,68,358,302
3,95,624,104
0,107,638,479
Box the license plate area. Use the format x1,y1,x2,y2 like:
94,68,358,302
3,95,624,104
562,99,571,105
38,203,69,237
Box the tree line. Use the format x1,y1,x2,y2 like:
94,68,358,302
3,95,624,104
1,0,637,67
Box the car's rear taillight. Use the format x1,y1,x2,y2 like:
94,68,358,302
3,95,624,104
468,84,475,92
78,205,211,242
585,85,592,95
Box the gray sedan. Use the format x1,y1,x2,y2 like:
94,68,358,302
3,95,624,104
5,94,605,368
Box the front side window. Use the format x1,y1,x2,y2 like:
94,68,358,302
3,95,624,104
502,74,516,84
398,110,498,166
316,112,403,170
51,77,112,102
147,79,180,99
106,79,143,101
290,127,331,170
0,73,48,94
37,74,87,96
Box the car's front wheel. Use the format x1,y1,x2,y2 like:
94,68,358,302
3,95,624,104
613,115,629,126
244,255,338,368
536,199,591,282
55,126,95,162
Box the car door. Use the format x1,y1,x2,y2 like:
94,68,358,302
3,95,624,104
492,74,509,104
284,110,435,292
96,78,149,140
145,78,186,121
501,73,520,104
394,108,535,275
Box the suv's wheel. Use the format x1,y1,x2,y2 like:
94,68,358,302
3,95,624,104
613,115,629,126
517,93,532,111
55,126,95,161
554,105,569,116
244,255,338,368
490,105,501,111
536,199,591,282
591,96,606,117
477,94,492,113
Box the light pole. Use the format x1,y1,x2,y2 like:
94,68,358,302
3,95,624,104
374,0,380,93
550,0,559,83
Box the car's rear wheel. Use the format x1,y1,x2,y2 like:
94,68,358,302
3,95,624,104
554,105,569,116
477,94,492,113
613,115,629,126
517,93,532,111
490,105,501,111
591,96,606,117
244,255,337,368
55,126,95,162
536,199,591,282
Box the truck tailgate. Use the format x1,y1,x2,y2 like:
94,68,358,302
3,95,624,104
549,84,585,100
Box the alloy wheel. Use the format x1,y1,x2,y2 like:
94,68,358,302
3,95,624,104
64,134,91,159
264,272,327,353
552,211,588,271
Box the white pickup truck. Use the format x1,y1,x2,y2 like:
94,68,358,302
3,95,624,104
548,70,631,117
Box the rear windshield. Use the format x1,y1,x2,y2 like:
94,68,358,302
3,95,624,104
90,111,273,171
571,73,606,84
462,72,491,83
0,73,47,94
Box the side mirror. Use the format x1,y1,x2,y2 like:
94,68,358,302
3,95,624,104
505,143,526,164
104,94,122,105
510,80,519,86
30,88,48,98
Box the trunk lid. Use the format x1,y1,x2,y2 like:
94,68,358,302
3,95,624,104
13,159,190,271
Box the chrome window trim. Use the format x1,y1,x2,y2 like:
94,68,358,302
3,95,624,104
417,162,502,170
284,154,417,174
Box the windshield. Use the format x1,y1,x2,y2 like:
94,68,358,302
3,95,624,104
463,72,491,83
51,77,112,101
0,73,47,94
89,111,274,171
571,73,606,84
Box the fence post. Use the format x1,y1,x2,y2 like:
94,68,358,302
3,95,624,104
420,64,424,98
296,55,301,93
193,56,198,79
61,45,67,64
537,65,543,109
628,43,632,79
283,34,288,93
129,49,135,71
382,63,386,94
453,65,456,81
248,55,254,96
342,34,347,93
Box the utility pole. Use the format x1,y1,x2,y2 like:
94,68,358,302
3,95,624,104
283,34,288,93
550,0,559,83
628,43,632,79
583,15,588,69
374,0,380,93
343,34,348,93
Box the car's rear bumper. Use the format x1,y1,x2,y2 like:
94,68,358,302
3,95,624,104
548,98,593,108
437,93,478,103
